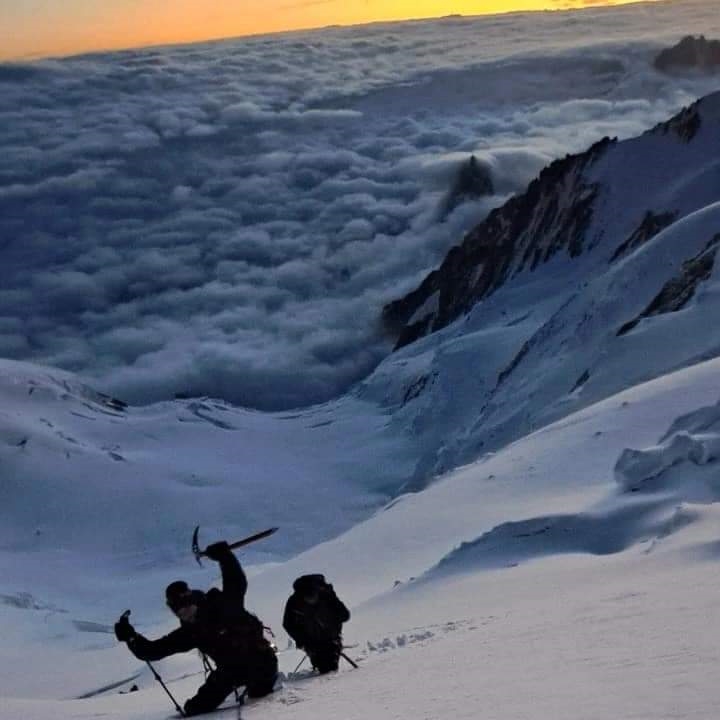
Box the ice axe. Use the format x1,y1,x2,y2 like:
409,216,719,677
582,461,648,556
192,525,278,566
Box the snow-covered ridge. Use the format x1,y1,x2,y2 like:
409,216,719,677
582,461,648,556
359,92,720,488
383,90,720,349
382,135,613,348
425,397,720,579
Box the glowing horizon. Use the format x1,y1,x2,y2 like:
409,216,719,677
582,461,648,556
1,0,661,62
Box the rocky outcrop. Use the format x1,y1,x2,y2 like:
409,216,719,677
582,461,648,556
439,155,494,219
648,99,702,143
654,35,720,73
617,234,720,336
382,137,615,349
610,210,677,263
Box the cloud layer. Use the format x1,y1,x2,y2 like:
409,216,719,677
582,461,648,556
1,0,719,409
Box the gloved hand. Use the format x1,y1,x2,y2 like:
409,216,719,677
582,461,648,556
204,540,231,561
114,611,136,642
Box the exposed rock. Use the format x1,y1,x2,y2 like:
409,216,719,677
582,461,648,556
654,35,720,73
571,370,590,393
617,234,720,336
402,371,437,406
648,100,702,143
497,339,531,387
439,155,494,219
610,210,678,263
382,137,615,349
97,392,128,411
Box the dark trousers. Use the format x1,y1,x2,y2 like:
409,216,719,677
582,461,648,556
308,638,341,674
183,657,278,716
184,668,236,716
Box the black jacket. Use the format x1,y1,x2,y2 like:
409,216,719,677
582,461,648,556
282,575,350,650
127,548,272,675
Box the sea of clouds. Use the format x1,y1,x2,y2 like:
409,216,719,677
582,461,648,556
1,0,719,410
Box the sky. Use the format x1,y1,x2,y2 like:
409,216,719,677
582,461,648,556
1,0,664,61
1,0,719,410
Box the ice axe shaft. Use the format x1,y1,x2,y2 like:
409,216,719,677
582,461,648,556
192,526,278,565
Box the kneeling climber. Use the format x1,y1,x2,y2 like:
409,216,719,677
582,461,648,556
115,541,277,716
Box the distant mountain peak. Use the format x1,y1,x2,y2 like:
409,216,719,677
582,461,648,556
654,35,720,74
438,155,494,219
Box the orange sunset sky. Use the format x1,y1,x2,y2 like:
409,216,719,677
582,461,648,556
1,0,659,61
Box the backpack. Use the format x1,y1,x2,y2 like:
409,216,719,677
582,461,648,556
291,574,346,641
204,588,270,656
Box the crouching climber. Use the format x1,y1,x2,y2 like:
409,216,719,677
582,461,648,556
115,541,277,715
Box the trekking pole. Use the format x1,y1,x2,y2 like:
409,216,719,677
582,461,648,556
340,651,358,669
201,652,213,679
118,610,184,715
292,654,307,674
145,660,185,717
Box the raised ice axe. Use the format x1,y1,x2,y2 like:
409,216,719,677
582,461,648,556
192,525,278,566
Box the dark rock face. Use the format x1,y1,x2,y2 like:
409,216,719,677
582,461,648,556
610,210,678,263
382,137,615,349
402,371,437,406
570,370,590,393
649,100,702,143
617,234,720,336
654,35,720,73
439,155,494,219
497,339,531,387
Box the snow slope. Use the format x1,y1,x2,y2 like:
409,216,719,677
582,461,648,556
4,356,720,718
